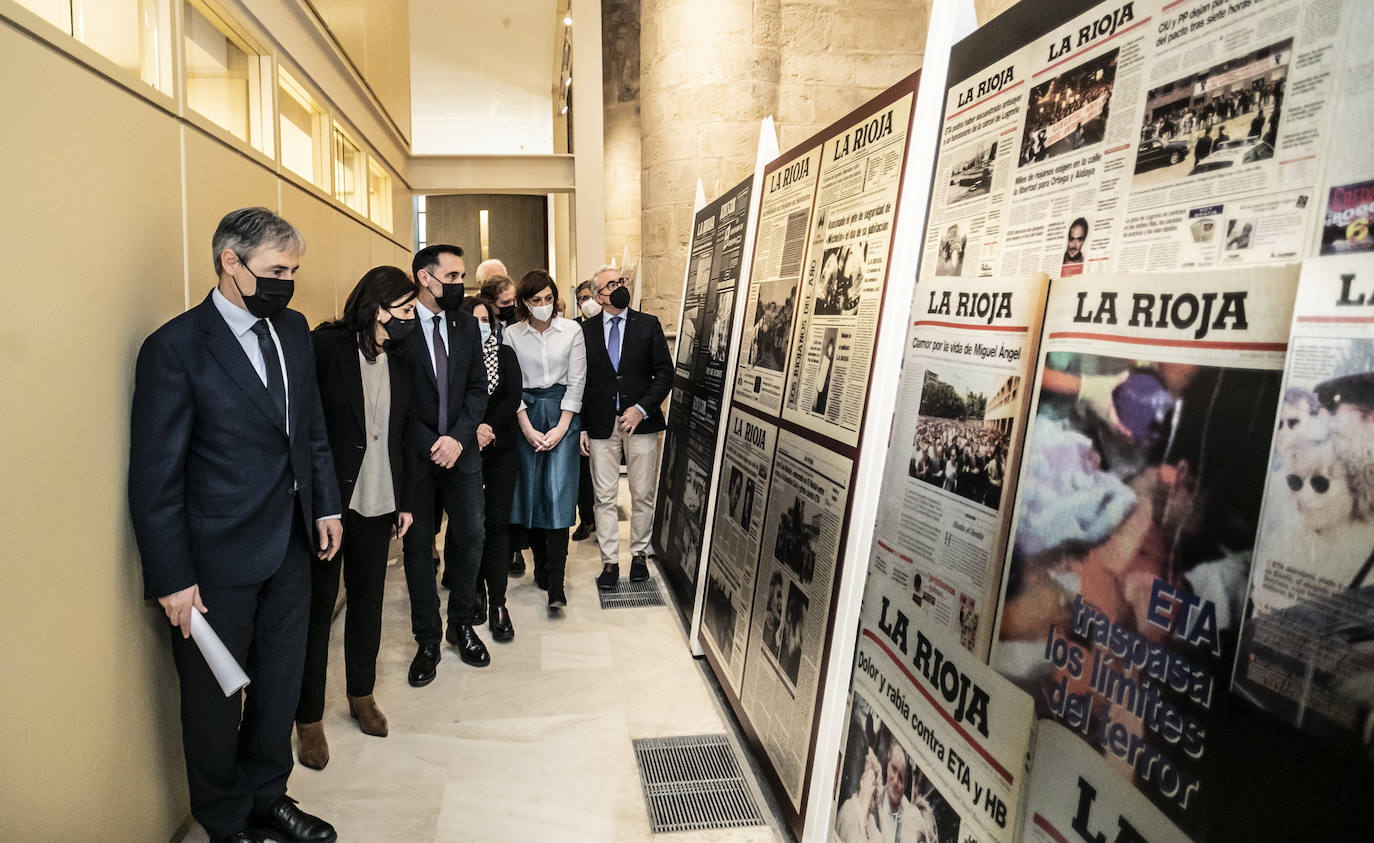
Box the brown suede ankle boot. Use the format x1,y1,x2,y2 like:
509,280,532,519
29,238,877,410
296,720,329,770
348,694,389,737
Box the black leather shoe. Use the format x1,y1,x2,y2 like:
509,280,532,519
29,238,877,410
407,643,440,687
474,588,488,625
630,554,650,582
490,605,515,641
548,584,567,608
572,521,596,541
251,795,336,842
509,551,526,576
447,623,491,667
596,564,619,591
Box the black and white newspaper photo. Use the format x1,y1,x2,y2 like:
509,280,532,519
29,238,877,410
737,145,824,417
741,432,853,809
1233,253,1374,753
783,92,915,446
870,274,1049,661
700,407,778,691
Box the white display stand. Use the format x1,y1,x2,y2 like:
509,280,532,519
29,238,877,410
798,0,979,837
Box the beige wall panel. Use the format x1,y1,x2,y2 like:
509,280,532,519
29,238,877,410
331,213,376,314
372,230,409,273
183,128,280,295
0,23,189,841
322,0,367,83
385,0,411,138
280,184,344,325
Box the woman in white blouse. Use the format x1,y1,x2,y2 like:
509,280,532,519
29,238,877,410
503,270,587,608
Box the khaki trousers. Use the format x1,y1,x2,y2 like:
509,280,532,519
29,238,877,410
588,428,659,567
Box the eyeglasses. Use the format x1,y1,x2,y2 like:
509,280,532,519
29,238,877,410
1287,473,1331,494
599,278,626,293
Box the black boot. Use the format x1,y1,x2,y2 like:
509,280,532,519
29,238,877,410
490,605,515,641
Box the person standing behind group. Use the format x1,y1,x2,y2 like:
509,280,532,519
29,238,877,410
402,244,490,687
480,272,529,576
504,269,587,608
572,279,601,540
295,266,418,771
460,293,522,640
581,266,674,590
129,207,341,843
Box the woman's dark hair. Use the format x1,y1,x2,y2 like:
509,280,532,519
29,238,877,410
336,265,417,361
514,269,557,322
457,295,492,321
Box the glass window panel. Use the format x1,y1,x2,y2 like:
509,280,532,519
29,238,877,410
279,70,325,187
184,1,251,143
368,161,392,231
14,0,73,33
333,127,365,214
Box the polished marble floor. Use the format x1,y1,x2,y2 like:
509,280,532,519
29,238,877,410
178,481,788,842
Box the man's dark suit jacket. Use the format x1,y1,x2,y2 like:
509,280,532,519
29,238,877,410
129,293,341,600
581,308,673,439
311,323,416,514
405,308,488,474
480,343,523,454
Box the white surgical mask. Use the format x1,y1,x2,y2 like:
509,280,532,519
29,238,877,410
530,303,554,322
479,322,493,343
580,298,602,318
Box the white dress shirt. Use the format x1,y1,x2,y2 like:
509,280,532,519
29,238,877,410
503,316,587,413
414,300,450,379
212,287,290,433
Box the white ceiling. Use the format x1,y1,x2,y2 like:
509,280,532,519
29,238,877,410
409,0,559,155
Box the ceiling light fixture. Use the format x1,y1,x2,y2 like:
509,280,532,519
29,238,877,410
560,104,569,114
563,14,572,25
565,76,572,87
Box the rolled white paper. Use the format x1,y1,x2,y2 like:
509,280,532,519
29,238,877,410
189,610,251,696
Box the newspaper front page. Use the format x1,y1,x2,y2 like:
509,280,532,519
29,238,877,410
870,274,1050,663
741,432,854,808
922,0,1361,281
990,266,1298,836
655,176,755,607
783,93,916,446
833,601,1036,843
736,146,824,418
701,407,779,690
1232,253,1374,752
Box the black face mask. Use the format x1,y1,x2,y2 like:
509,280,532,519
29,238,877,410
609,285,632,310
382,315,418,342
498,304,518,324
232,254,294,319
435,282,465,311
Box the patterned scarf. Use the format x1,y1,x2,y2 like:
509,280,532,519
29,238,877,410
483,332,500,395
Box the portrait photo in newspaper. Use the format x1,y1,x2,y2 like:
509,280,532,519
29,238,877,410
815,243,866,316
1131,39,1288,189
935,224,967,277
833,692,960,843
1018,48,1117,167
909,367,1019,513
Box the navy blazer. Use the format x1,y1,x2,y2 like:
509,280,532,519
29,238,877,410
581,309,673,439
480,343,523,454
405,308,488,475
312,324,416,514
129,293,341,600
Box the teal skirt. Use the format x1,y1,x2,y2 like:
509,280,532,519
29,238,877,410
511,384,581,529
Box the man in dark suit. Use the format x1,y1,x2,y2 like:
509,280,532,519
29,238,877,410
580,266,674,589
403,244,490,685
129,207,342,843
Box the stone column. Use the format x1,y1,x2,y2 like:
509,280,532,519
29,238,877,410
639,0,782,329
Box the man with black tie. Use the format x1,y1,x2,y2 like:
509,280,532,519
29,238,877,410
580,266,674,589
404,244,490,685
129,207,342,843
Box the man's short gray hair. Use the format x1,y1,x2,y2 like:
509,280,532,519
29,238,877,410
476,258,508,284
593,264,619,279
212,207,305,275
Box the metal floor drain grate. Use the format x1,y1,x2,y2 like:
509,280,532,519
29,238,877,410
598,577,666,609
632,734,766,834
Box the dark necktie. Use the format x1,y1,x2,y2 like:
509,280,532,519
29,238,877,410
250,319,287,430
432,315,449,434
609,315,622,371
